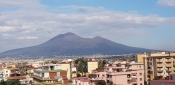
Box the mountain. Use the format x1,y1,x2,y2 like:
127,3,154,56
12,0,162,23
0,32,154,57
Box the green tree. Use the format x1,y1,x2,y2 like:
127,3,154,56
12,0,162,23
98,60,107,70
96,80,106,85
154,76,163,80
88,74,97,78
51,60,58,64
0,79,21,85
0,80,6,85
108,81,113,85
74,57,88,75
144,81,150,85
77,73,81,77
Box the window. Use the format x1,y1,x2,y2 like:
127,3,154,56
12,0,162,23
140,78,142,81
139,73,142,76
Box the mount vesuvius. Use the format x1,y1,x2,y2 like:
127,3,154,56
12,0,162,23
0,32,154,57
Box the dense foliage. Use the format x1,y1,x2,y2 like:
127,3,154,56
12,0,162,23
95,80,106,85
98,60,107,70
0,79,21,85
154,76,163,80
74,57,88,75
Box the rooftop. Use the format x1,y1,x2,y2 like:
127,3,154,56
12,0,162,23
34,69,66,73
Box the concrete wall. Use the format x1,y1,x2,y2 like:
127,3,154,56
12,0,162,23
44,72,49,78
88,61,98,74
137,54,145,63
61,63,71,79
113,75,128,85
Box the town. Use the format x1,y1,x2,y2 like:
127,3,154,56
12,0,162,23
0,51,175,85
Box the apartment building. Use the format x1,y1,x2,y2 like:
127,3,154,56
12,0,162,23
33,64,68,84
90,62,144,85
136,52,175,82
72,77,89,85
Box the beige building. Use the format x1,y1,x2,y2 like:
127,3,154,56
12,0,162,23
60,62,72,79
136,53,145,63
137,52,175,82
87,60,98,74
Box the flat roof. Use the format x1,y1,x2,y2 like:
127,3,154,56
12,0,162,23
34,69,66,73
32,82,62,85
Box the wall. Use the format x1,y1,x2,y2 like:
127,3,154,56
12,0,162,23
88,61,98,74
112,75,128,85
136,70,144,85
44,72,49,78
49,72,57,78
61,63,71,79
137,54,145,63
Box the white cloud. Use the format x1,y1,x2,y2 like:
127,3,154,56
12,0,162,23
0,26,15,32
18,36,38,40
157,0,175,7
0,0,44,9
0,0,175,52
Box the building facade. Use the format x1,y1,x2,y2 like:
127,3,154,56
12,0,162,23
90,61,144,85
137,52,175,82
88,60,98,74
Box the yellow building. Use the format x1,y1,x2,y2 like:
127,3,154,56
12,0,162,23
136,53,146,63
138,52,175,82
60,62,71,79
87,60,98,74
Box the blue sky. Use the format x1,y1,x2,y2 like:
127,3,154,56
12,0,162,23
0,0,175,52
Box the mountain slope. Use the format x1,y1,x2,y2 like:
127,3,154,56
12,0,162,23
0,32,153,57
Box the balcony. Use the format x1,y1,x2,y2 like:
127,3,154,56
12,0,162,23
33,75,58,81
148,69,152,71
166,64,172,67
166,70,171,73
130,78,137,82
156,59,163,63
148,71,153,75
157,64,162,68
107,71,130,75
165,57,171,59
157,70,163,73
166,59,171,63
106,77,112,81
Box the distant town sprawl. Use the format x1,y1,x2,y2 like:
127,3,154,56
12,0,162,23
0,51,174,85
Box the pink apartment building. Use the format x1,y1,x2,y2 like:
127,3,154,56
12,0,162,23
72,77,89,85
90,62,144,85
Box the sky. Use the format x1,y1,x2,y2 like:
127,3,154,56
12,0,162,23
0,0,175,53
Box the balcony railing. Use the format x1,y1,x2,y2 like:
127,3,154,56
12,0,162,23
156,59,163,62
33,75,58,80
130,78,137,82
157,64,162,68
166,59,171,63
157,70,163,73
165,57,171,59
148,71,153,75
166,64,172,67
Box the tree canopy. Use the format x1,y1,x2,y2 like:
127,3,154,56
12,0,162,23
96,80,106,85
0,79,21,85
